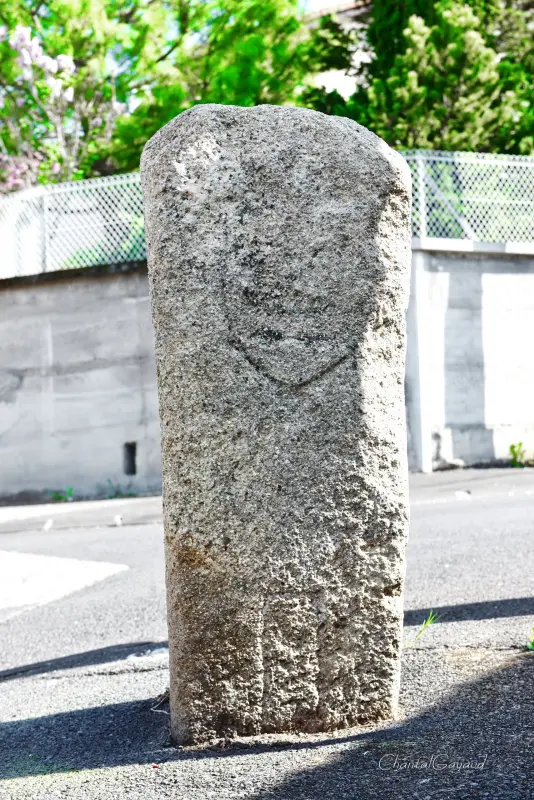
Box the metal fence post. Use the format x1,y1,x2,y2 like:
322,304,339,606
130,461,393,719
417,155,427,242
42,191,49,273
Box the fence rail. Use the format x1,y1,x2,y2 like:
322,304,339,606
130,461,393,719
405,150,534,253
1,149,534,279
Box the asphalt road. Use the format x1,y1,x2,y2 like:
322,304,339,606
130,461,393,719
1,469,534,798
0,520,167,676
1,469,533,674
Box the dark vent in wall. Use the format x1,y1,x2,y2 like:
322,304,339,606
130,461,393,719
123,442,137,476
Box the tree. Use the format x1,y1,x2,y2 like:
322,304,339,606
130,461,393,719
0,0,353,187
113,1,354,173
366,0,438,79
0,23,127,190
489,1,534,153
0,0,168,189
304,0,534,154
352,1,522,151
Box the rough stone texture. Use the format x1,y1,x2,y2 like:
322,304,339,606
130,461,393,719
141,104,412,745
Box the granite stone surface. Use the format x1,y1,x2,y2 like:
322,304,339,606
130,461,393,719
141,104,412,744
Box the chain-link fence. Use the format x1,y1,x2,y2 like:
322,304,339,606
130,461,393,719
1,149,534,279
0,173,145,279
405,150,534,246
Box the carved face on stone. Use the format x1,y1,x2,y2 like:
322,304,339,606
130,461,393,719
148,110,409,389
220,139,394,388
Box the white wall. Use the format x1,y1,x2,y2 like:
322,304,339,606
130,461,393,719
0,269,161,500
406,249,534,470
1,249,534,499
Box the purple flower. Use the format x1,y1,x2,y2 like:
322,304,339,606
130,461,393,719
18,49,32,67
56,54,75,75
40,55,58,73
30,37,43,62
10,26,32,52
47,77,63,99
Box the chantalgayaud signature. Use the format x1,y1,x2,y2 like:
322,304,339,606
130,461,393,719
378,753,488,771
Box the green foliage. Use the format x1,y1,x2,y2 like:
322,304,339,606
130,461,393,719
49,486,74,502
112,1,354,172
0,0,353,180
509,441,527,467
367,0,503,76
304,0,534,155
2,0,532,180
367,0,438,78
368,2,517,151
405,609,440,649
527,627,534,651
0,0,155,184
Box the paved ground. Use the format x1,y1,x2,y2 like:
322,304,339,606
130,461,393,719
1,469,533,798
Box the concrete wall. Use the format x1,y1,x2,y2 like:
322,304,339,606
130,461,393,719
0,267,162,500
406,249,534,470
1,248,534,498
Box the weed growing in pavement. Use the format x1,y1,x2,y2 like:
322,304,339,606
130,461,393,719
510,442,527,467
49,486,74,502
527,627,534,651
106,479,137,499
405,610,440,649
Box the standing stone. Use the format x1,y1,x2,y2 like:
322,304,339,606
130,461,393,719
141,104,412,745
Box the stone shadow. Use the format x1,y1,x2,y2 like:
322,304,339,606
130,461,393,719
404,596,534,626
0,641,168,683
1,652,533,798
248,652,534,799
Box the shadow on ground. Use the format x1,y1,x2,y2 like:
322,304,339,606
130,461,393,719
249,654,534,798
0,641,168,683
404,596,534,626
1,651,533,797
